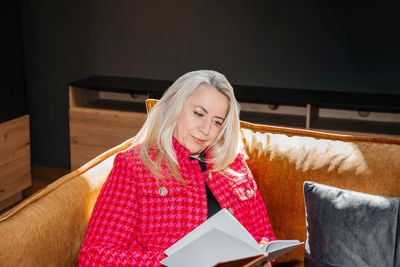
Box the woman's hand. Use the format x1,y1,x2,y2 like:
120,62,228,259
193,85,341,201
262,262,272,267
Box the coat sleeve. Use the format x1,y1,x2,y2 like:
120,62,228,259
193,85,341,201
78,151,166,266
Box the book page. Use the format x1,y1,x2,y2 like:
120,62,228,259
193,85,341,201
262,240,304,261
161,228,262,267
213,255,264,267
165,209,260,256
213,240,304,267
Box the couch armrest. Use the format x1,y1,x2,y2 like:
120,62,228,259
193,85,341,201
0,138,134,266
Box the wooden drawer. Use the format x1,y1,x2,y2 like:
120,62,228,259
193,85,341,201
0,115,31,210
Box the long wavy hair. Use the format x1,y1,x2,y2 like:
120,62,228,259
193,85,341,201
132,70,241,183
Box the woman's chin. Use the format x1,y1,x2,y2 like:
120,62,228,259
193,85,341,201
188,144,206,154
189,148,202,154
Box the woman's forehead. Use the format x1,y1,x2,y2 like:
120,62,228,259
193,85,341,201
186,84,229,116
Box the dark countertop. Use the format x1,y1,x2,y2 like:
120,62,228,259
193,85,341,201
70,75,400,112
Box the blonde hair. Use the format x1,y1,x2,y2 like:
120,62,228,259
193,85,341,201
133,70,241,183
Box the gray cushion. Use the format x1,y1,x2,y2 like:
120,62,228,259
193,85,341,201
303,181,400,267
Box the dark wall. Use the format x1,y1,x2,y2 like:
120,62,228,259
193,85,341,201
18,0,399,168
333,2,400,93
1,1,26,123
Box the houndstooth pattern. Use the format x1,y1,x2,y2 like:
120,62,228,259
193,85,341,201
78,138,276,266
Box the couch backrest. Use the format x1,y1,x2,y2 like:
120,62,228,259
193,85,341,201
239,120,400,265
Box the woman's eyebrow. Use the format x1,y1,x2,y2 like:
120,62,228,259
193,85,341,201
195,105,225,120
195,105,208,114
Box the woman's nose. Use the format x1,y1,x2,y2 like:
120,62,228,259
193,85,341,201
199,119,211,135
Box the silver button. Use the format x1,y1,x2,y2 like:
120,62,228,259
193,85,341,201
246,189,253,199
228,208,233,214
158,187,168,196
208,172,212,181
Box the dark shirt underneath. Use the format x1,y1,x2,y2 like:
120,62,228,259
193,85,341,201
190,154,222,218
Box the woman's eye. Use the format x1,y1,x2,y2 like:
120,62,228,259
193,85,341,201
213,120,222,127
194,111,203,117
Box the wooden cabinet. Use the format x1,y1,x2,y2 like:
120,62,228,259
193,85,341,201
69,86,147,170
69,76,400,170
240,102,400,138
0,115,31,211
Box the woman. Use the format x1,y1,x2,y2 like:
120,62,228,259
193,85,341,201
78,70,276,266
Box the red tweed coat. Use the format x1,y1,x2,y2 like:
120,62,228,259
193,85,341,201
78,138,276,266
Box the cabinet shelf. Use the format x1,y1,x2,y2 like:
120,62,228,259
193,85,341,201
81,99,147,113
240,101,400,138
311,117,400,137
240,111,306,128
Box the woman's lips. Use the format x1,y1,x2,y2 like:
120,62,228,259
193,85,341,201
192,136,206,144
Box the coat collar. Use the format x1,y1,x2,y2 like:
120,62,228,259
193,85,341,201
172,137,211,167
172,137,191,160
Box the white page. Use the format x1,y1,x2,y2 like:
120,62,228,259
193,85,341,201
161,228,262,267
165,208,259,256
263,240,304,261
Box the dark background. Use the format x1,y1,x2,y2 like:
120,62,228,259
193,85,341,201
2,0,399,169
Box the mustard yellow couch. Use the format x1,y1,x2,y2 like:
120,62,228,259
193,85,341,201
1,100,399,266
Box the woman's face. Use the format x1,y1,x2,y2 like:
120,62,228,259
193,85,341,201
174,83,229,154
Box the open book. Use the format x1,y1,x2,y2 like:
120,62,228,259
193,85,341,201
160,208,303,267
